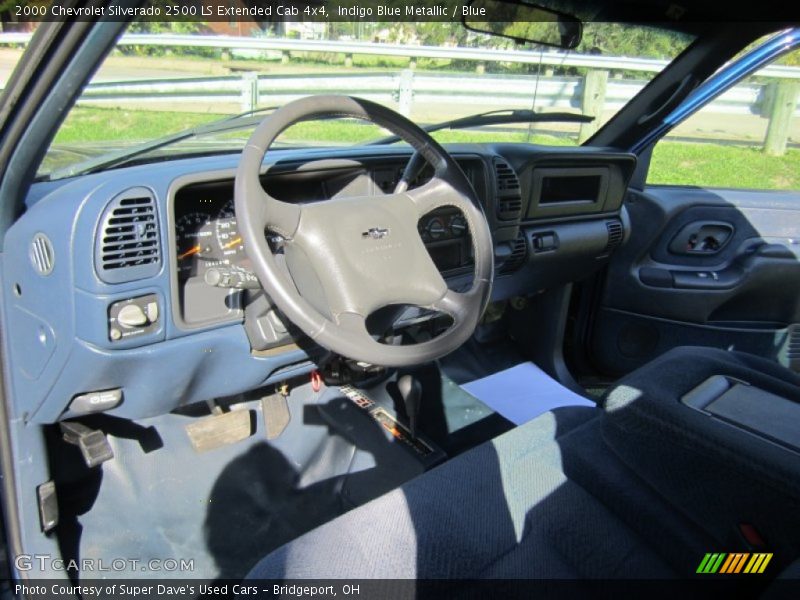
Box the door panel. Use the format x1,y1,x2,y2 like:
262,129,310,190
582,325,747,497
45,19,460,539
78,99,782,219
591,186,800,376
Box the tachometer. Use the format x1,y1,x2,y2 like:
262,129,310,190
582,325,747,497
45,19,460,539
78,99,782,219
176,212,214,276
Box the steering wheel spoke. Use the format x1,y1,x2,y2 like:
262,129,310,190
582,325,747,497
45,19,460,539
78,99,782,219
431,288,471,323
333,311,372,342
260,191,302,240
405,176,465,218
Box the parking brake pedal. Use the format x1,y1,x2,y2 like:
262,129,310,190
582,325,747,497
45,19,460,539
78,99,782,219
60,421,114,468
185,403,253,453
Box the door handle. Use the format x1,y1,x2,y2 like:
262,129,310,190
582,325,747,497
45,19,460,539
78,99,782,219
669,221,734,256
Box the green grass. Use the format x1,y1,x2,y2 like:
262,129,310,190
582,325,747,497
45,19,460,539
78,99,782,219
53,107,576,147
51,107,800,191
280,120,575,146
53,108,222,144
649,141,800,190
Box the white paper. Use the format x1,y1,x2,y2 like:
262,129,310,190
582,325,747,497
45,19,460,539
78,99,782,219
462,362,595,425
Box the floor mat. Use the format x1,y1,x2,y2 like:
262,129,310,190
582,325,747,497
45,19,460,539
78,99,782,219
61,384,429,582
462,362,595,425
390,363,514,457
438,335,527,385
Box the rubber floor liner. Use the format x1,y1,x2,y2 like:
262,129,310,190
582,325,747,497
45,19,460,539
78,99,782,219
63,385,429,581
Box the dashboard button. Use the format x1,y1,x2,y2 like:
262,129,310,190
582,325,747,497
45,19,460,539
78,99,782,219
145,301,159,323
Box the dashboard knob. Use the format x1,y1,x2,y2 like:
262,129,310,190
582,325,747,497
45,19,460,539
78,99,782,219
426,218,446,240
117,304,148,328
449,215,467,236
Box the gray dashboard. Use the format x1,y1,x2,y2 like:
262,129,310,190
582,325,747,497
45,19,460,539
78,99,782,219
2,143,633,424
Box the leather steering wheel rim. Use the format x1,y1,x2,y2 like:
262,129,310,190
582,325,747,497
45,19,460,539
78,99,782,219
235,95,494,367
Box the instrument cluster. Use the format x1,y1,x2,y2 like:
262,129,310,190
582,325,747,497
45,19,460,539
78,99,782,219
174,196,248,281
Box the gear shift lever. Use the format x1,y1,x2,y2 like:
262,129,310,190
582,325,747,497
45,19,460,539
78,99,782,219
397,375,422,440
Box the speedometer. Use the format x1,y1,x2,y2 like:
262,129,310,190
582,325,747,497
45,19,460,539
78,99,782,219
215,199,245,264
176,212,214,277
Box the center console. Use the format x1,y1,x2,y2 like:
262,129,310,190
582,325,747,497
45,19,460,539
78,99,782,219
602,348,800,566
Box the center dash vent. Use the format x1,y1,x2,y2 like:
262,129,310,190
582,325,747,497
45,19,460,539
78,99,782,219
494,158,522,221
95,188,161,284
604,219,624,253
499,234,528,274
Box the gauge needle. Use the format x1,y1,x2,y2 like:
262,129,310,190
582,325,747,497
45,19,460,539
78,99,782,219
178,245,201,260
222,237,242,250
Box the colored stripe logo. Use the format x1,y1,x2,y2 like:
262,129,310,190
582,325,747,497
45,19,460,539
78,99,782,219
697,553,773,574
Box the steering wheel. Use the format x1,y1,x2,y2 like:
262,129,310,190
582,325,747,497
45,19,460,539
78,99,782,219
234,95,494,367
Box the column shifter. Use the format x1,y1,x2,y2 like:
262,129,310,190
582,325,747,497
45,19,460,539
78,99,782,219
397,375,422,440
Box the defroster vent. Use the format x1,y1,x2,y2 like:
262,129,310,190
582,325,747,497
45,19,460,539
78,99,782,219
494,157,522,221
95,188,161,284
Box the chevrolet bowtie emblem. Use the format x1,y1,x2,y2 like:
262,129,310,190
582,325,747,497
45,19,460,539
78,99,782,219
363,227,389,239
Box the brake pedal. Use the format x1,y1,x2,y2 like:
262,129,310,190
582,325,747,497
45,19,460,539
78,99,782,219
185,407,253,453
60,421,114,468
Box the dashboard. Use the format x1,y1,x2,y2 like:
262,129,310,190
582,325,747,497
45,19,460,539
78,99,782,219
4,143,634,424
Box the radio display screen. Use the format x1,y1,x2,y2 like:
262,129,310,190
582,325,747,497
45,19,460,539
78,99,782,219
540,174,602,204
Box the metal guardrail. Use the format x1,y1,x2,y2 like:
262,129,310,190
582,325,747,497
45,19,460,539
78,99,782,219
74,70,785,118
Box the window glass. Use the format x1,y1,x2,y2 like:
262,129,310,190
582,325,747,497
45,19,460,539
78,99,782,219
648,46,800,190
34,18,691,179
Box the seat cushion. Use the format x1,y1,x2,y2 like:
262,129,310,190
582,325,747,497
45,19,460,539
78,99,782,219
248,405,708,580
602,346,800,568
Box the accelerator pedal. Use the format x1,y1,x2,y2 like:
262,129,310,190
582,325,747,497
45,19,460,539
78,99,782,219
262,385,291,440
185,404,253,453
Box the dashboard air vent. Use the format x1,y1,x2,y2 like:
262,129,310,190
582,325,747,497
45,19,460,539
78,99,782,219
605,219,624,253
499,234,528,274
30,233,54,276
95,188,161,284
494,158,522,221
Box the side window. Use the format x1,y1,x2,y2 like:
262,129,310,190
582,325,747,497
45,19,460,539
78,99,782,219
648,48,800,191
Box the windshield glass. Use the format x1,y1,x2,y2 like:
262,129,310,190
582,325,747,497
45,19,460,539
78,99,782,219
27,17,693,179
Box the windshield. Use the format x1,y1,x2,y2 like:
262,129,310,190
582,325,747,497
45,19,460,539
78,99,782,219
27,18,693,179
